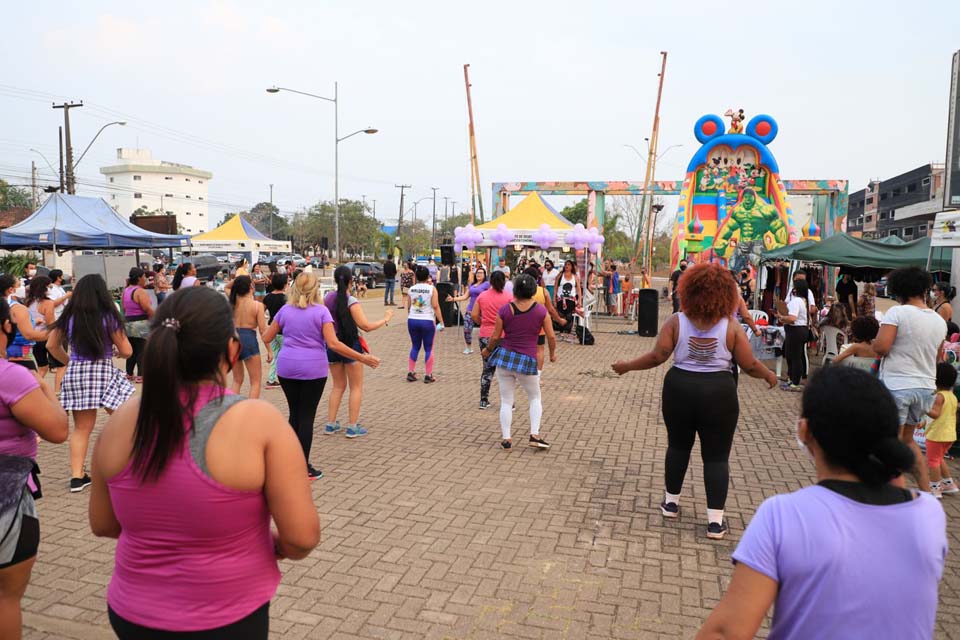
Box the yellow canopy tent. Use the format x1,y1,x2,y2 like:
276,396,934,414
476,192,572,247
190,214,290,259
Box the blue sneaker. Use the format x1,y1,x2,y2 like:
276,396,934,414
345,424,368,438
324,422,341,435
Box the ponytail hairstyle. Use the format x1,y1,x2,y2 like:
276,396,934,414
791,277,809,302
269,273,288,293
133,287,235,481
172,262,192,290
288,271,320,309
229,275,252,307
489,270,506,293
53,274,124,359
333,266,359,346
801,367,914,487
24,276,51,307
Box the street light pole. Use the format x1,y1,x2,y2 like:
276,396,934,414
430,187,438,253
74,121,126,169
269,183,274,237
266,83,377,264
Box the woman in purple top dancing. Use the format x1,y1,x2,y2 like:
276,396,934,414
89,286,321,639
0,298,67,640
481,274,556,451
447,266,489,355
262,272,379,480
698,367,945,640
612,263,776,539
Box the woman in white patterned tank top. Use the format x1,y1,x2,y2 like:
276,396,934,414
611,263,777,540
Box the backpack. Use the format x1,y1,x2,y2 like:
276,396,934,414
575,324,595,346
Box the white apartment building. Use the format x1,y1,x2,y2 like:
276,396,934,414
99,148,214,234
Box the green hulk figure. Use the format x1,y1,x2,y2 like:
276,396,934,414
712,188,788,272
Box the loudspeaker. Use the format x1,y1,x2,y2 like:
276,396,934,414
440,244,455,266
434,282,461,326
637,288,659,337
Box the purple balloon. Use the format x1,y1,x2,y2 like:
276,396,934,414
490,223,514,249
532,223,558,250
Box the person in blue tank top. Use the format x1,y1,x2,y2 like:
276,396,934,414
611,263,777,540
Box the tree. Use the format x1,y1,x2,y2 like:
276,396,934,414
398,219,431,258
131,206,164,217
559,199,588,226
438,213,472,241
246,201,289,240
0,180,32,211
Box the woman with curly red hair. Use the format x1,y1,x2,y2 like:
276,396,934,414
612,263,777,540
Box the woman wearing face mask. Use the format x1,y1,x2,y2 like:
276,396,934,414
541,260,558,301
932,281,955,323
89,287,320,639
697,367,945,640
612,263,777,539
122,268,155,384
0,299,68,640
24,277,56,379
0,275,48,371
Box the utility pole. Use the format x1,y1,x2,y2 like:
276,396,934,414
361,194,367,211
463,64,485,223
371,199,377,222
52,101,83,194
443,196,450,222
430,187,438,253
58,126,65,193
30,161,38,209
269,183,274,237
395,184,410,256
636,52,667,271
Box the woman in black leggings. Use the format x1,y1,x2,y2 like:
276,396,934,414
778,279,811,392
612,263,777,539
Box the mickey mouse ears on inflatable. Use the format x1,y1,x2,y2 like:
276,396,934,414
694,113,779,145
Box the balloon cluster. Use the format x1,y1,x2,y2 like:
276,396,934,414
564,223,589,250
489,223,515,249
531,223,558,250
564,223,605,253
586,226,605,253
453,224,484,252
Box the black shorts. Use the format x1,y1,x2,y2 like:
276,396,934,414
0,515,39,570
32,342,63,369
10,359,36,372
537,335,545,346
109,601,270,639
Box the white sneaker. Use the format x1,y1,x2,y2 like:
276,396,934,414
930,483,943,499
463,348,474,355
942,479,960,494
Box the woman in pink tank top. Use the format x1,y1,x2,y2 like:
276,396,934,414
89,286,320,639
611,263,777,540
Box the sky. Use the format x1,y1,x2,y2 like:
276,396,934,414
1,0,958,230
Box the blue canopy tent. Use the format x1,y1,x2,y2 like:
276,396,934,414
0,193,190,251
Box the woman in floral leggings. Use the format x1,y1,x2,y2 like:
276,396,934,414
471,271,513,410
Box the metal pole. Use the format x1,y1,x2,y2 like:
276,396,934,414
30,161,38,209
333,82,340,264
431,187,438,253
269,183,274,237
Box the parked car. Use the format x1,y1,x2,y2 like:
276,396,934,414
171,254,224,283
875,277,888,298
344,262,385,289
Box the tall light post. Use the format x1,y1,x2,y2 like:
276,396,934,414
74,121,126,169
266,84,377,263
430,187,438,253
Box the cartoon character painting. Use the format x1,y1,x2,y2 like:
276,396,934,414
670,112,797,270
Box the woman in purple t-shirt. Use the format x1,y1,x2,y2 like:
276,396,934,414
262,272,379,481
698,367,945,640
480,274,556,451
0,298,67,639
447,267,489,355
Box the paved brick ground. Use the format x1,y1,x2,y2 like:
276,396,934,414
21,296,960,639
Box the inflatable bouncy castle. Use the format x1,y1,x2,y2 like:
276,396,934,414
670,111,797,272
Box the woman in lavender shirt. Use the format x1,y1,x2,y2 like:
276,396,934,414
697,366,946,640
447,266,488,355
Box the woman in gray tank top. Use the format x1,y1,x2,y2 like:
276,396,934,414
612,263,777,540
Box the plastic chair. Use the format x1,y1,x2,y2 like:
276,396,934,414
574,292,597,332
820,326,845,363
748,309,768,323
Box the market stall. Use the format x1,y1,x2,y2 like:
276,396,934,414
189,214,290,263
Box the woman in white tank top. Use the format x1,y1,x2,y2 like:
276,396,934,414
406,266,444,383
611,263,776,540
